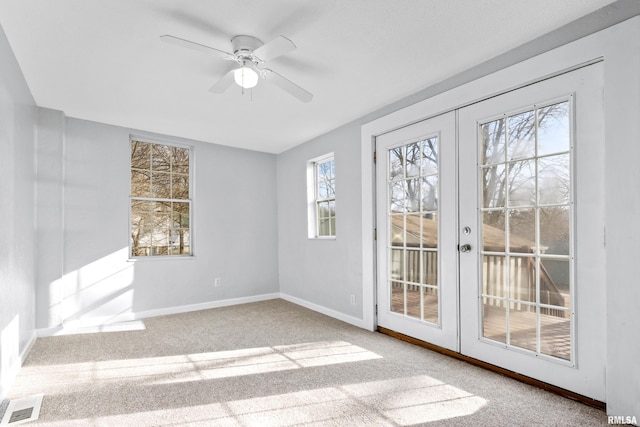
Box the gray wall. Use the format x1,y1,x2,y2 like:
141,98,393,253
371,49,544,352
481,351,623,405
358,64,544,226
0,25,37,398
277,123,363,318
35,115,279,329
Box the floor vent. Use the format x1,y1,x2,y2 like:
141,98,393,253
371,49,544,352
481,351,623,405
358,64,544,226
0,394,43,425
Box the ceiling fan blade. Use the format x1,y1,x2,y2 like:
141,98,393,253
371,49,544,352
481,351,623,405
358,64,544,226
264,69,313,103
254,36,296,61
160,35,234,60
209,66,237,93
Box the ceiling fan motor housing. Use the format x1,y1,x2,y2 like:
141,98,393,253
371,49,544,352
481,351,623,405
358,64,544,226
231,35,263,61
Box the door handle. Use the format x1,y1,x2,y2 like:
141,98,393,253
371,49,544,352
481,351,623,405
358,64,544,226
459,244,471,253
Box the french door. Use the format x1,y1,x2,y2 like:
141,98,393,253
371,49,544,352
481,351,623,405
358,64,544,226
376,111,458,351
376,63,605,400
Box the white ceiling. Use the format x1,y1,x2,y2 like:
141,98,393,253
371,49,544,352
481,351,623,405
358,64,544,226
0,0,619,153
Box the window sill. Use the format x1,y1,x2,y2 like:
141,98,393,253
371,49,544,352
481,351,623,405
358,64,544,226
128,255,196,261
309,236,337,241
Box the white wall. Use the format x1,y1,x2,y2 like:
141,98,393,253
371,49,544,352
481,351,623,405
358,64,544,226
35,108,65,328
0,25,37,399
35,116,280,329
603,20,640,420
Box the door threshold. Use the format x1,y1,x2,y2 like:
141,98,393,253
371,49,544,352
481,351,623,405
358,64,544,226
377,326,605,411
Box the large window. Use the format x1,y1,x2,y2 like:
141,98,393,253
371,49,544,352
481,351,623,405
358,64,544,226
130,140,192,257
307,154,336,238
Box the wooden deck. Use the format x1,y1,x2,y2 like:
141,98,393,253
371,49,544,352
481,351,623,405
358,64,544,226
391,283,438,324
390,283,571,360
483,304,571,360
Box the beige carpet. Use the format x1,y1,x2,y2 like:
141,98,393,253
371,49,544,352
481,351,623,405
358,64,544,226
5,299,607,426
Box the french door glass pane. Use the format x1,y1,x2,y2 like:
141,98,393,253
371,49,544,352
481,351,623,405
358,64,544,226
390,249,404,282
482,301,507,344
421,138,438,175
420,214,438,248
406,142,421,177
482,255,506,298
507,111,536,160
479,100,572,360
423,287,438,324
540,309,571,360
406,285,421,319
509,208,535,252
509,255,536,302
481,119,505,165
509,303,538,352
390,215,405,246
538,155,570,205
539,207,570,255
540,258,570,308
482,165,506,208
389,147,404,180
391,282,404,314
421,176,438,211
390,181,405,212
387,135,440,324
406,179,421,212
483,211,505,252
508,160,535,207
537,102,570,156
421,251,438,286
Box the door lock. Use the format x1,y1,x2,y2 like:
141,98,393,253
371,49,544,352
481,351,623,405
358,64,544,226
459,244,472,253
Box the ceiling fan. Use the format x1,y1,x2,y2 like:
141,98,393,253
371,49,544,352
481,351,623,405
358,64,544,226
161,33,313,103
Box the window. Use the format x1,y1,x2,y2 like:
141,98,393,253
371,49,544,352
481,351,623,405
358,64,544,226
307,154,336,238
130,140,192,257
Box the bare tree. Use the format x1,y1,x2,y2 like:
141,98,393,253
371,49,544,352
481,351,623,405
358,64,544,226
130,141,190,256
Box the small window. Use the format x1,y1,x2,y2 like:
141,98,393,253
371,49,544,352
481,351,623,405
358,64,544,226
307,154,336,238
130,140,192,257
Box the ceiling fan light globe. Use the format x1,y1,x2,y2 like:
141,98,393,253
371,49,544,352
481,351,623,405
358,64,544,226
234,66,259,89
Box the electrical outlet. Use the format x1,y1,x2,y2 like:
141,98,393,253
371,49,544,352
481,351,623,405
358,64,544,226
350,295,356,305
214,277,221,287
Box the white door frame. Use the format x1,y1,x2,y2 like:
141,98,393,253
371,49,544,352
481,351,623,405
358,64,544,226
360,15,640,416
361,19,619,332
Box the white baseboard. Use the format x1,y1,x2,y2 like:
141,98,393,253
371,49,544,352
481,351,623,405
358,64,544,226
0,330,37,402
37,293,281,337
132,293,281,321
279,293,368,329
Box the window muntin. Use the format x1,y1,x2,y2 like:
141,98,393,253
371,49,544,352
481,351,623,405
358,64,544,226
130,140,192,257
479,99,572,361
387,136,440,324
315,157,336,237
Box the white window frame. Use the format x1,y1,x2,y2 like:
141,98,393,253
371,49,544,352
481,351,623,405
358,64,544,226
129,137,194,259
307,153,336,239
